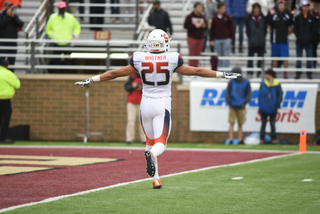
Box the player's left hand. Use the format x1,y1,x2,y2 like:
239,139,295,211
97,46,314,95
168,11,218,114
75,78,93,88
222,72,241,79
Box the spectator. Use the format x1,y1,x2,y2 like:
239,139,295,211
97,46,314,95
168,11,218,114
124,73,146,144
309,2,320,69
225,0,247,53
225,67,252,145
0,58,20,144
210,2,234,68
0,0,21,11
246,2,267,78
184,2,207,67
148,0,173,37
201,0,217,52
46,1,81,73
247,0,273,16
267,0,294,74
294,0,318,79
111,0,120,23
258,69,283,144
89,0,105,30
0,1,23,73
269,1,293,76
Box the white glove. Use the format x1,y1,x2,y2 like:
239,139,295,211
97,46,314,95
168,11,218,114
222,72,241,79
75,78,94,88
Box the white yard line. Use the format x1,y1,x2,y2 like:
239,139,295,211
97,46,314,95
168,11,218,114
0,151,299,213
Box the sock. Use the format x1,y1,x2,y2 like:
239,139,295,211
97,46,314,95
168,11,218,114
151,143,166,181
150,143,165,157
153,156,159,180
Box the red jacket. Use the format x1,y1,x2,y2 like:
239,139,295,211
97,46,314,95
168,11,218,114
210,13,234,41
184,12,207,39
124,73,142,104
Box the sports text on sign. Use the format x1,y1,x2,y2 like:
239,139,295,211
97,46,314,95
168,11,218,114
200,89,307,123
201,89,307,108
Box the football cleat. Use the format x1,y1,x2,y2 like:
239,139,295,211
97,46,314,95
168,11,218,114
152,179,163,189
144,151,155,177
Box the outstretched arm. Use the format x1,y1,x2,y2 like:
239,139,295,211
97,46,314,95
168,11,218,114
175,65,240,79
75,65,137,87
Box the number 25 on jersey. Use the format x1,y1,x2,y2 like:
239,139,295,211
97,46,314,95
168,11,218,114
141,62,169,86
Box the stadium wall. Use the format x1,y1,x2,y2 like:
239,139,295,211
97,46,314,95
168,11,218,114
11,74,320,144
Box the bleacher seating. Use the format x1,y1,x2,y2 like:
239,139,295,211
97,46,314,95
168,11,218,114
13,0,320,80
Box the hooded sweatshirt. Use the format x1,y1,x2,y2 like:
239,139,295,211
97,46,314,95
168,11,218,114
0,66,20,99
258,78,283,114
246,3,267,47
226,68,252,109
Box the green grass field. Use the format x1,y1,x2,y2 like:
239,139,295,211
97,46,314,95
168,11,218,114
2,142,320,214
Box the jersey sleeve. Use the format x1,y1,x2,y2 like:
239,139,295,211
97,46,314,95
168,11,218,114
173,54,183,73
129,53,138,71
178,54,183,67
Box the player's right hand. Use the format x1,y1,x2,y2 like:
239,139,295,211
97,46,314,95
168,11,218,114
75,78,93,88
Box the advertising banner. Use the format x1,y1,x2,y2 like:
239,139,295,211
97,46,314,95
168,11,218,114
190,81,318,133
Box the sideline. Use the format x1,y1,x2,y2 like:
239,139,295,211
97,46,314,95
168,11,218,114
0,151,299,213
1,145,318,153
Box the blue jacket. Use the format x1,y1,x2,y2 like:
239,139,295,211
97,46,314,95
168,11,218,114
226,0,247,18
226,78,252,109
258,79,283,114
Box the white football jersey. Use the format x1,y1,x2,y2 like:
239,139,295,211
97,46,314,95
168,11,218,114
130,52,183,98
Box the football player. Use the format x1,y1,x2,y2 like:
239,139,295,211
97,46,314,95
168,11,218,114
75,29,240,189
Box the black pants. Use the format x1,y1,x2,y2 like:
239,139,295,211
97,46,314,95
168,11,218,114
0,42,17,73
0,99,12,141
50,44,74,73
247,46,264,77
313,41,318,68
90,0,106,31
260,113,277,141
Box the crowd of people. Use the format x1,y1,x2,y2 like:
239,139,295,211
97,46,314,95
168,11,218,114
1,0,319,78
184,0,320,79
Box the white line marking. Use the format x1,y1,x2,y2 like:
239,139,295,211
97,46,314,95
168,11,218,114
0,152,299,213
301,179,313,182
232,177,244,180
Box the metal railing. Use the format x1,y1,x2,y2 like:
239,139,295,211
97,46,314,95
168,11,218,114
0,38,181,74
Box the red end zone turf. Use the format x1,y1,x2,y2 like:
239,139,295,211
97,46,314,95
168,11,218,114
0,147,290,209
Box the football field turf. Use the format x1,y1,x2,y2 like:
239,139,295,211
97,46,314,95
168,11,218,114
1,142,320,214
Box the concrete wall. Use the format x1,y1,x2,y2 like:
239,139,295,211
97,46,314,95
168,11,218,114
10,74,320,144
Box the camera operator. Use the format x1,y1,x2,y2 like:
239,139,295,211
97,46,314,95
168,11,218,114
0,1,24,73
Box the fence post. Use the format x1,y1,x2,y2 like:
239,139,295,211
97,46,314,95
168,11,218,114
30,41,36,73
36,17,39,39
106,42,110,70
261,56,265,82
178,43,183,84
25,33,29,66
